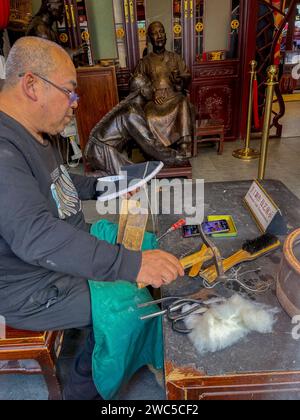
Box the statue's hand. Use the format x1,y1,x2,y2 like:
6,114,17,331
154,91,166,105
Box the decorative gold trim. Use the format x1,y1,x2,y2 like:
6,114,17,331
184,0,188,18
210,51,223,60
231,19,240,30
116,27,125,39
124,0,129,24
81,31,90,42
195,22,203,33
129,0,135,24
173,24,182,35
138,27,146,38
65,4,71,27
70,4,76,28
59,33,68,43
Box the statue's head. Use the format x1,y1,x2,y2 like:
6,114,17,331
129,73,153,101
42,0,64,21
147,21,167,50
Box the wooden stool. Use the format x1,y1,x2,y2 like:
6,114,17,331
87,161,193,180
193,119,225,157
156,162,193,179
0,327,64,400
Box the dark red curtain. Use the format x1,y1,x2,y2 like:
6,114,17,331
0,0,10,30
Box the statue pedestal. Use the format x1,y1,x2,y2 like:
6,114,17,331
156,162,192,179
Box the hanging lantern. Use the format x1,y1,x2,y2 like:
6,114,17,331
0,0,10,30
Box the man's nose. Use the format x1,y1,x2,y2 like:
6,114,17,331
71,100,79,110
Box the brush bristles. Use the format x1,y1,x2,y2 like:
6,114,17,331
242,233,279,254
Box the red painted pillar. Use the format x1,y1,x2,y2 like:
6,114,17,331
239,0,259,140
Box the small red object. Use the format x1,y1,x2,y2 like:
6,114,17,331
0,0,10,30
157,219,186,241
171,219,186,231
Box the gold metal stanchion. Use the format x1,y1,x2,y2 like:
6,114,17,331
233,60,260,160
258,65,278,180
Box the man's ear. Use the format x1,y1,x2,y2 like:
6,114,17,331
21,73,39,102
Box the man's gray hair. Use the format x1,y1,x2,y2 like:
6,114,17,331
4,37,69,88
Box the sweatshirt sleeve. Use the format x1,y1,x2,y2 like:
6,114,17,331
0,144,141,283
69,173,97,200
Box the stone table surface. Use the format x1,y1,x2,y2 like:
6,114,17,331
158,180,300,377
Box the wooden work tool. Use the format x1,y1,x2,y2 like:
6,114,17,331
122,213,148,252
117,199,140,244
189,245,212,278
180,245,213,272
188,245,210,277
117,199,148,289
200,233,281,284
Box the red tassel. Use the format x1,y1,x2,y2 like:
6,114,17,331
0,0,10,30
253,78,260,130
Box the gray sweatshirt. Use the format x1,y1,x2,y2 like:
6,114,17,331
0,112,141,315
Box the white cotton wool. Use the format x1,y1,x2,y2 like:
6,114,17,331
184,294,279,354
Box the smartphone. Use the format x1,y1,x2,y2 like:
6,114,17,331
202,220,230,235
182,225,202,238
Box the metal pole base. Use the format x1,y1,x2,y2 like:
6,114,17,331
232,148,260,160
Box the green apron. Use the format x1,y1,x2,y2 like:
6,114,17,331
89,219,163,400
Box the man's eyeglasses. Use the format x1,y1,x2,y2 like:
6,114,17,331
19,72,79,106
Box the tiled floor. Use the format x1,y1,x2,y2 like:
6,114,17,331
1,103,300,399
192,135,300,199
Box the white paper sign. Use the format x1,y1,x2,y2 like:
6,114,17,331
244,180,279,232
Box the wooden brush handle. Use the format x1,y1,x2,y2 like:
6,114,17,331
180,245,213,270
189,261,204,277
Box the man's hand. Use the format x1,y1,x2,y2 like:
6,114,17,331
136,250,184,288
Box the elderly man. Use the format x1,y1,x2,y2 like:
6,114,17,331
0,37,183,400
134,21,194,158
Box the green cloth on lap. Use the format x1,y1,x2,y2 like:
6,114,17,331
89,219,163,400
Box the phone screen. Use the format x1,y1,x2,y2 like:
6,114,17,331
202,220,229,235
182,225,201,238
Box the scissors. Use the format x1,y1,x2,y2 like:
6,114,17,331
138,296,224,334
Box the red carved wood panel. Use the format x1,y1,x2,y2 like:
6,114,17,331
191,61,240,139
197,85,233,130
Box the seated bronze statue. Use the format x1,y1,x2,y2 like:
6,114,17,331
134,21,194,158
85,74,187,176
26,0,64,42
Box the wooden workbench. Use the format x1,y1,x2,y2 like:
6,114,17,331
159,180,300,400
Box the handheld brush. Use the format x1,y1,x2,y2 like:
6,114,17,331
200,233,281,285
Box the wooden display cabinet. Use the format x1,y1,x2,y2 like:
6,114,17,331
75,66,119,171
